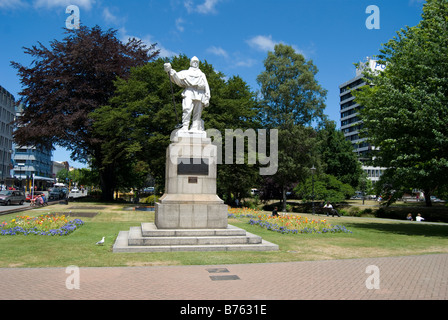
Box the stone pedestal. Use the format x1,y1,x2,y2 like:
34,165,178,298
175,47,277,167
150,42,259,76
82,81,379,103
155,133,228,229
112,130,278,253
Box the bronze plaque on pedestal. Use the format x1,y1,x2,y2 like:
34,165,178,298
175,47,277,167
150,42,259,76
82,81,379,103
178,158,209,176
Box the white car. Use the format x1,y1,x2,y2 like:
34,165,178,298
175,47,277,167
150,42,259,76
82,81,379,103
431,196,445,203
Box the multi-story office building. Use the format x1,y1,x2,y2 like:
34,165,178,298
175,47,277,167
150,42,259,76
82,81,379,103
13,103,53,190
0,85,15,187
339,58,386,183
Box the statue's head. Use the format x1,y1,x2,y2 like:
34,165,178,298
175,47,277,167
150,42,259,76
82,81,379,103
190,56,199,68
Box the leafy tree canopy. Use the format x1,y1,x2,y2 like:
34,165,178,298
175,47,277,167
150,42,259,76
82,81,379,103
294,173,355,204
257,43,327,128
256,44,327,210
354,0,448,206
317,120,363,188
11,25,159,200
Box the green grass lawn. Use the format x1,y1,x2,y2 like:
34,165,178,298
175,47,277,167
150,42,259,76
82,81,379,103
1,202,447,268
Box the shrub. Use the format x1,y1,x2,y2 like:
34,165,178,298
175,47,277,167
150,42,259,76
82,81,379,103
142,194,159,204
348,207,361,217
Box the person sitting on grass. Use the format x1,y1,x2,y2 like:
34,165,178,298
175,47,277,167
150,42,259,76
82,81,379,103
416,213,425,222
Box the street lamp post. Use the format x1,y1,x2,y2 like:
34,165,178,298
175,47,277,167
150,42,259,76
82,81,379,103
311,165,316,215
1,149,4,186
17,163,25,191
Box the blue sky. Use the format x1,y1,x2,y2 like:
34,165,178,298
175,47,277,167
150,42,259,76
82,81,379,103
0,0,426,168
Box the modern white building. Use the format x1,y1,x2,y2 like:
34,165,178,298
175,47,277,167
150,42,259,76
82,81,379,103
339,58,386,183
0,85,15,187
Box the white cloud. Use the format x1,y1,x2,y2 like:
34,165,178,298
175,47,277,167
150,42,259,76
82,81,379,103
175,18,185,32
246,35,277,52
246,34,306,57
206,46,228,58
235,58,257,68
119,28,177,58
184,0,221,14
102,7,125,25
206,46,257,68
157,43,178,58
184,0,193,12
196,0,219,14
0,0,27,9
33,0,94,10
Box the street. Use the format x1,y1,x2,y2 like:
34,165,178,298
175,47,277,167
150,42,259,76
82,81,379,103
0,201,34,215
0,191,87,216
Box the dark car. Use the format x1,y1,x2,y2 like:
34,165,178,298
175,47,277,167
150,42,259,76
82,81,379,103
0,190,26,206
49,188,67,200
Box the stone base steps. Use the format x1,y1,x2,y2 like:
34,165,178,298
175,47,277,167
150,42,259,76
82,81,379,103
113,223,279,252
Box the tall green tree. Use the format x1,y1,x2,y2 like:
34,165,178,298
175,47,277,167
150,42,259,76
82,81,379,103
256,44,327,211
257,43,327,128
11,26,158,201
56,169,71,184
71,168,99,189
209,76,261,204
354,0,448,206
90,57,179,192
273,125,318,210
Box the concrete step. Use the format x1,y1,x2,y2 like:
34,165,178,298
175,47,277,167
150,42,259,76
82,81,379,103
141,223,247,237
113,231,279,252
112,224,279,253
128,226,262,246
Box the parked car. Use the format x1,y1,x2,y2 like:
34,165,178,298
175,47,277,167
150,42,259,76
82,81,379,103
0,190,26,206
49,187,67,200
141,187,154,194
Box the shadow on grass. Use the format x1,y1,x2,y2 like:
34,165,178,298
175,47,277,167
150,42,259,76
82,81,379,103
344,221,448,238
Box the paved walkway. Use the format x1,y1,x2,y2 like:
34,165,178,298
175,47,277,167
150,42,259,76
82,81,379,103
1,253,447,301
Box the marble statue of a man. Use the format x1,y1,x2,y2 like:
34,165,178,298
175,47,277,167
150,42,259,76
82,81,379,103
164,56,210,132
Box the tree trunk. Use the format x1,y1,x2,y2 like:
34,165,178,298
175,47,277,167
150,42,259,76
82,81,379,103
423,189,432,207
99,164,115,202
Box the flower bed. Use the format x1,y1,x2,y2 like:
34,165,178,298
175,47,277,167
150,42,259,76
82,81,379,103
228,207,259,219
0,214,84,236
228,207,352,234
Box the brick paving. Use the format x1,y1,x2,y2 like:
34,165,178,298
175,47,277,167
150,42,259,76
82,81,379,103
0,253,447,301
